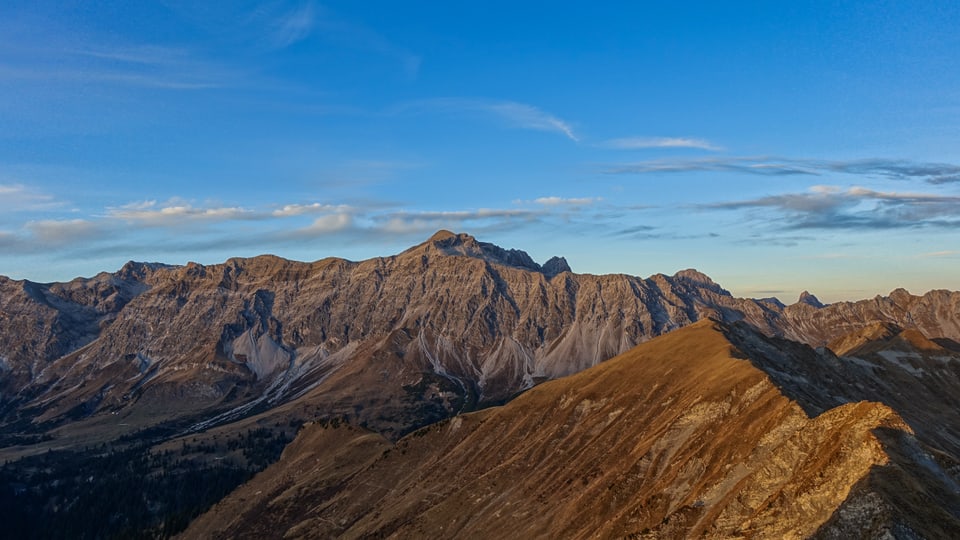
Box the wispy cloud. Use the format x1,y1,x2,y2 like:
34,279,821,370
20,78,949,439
25,219,102,246
106,200,259,225
920,250,960,258
272,203,352,217
0,184,61,211
264,1,315,48
527,196,602,206
605,156,816,176
237,1,419,74
297,212,354,234
308,3,420,77
0,39,233,91
601,137,722,151
373,208,539,235
604,156,960,184
484,102,578,141
823,159,960,184
400,98,578,141
612,224,657,238
705,185,960,230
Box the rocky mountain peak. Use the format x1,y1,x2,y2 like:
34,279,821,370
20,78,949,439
418,230,564,276
541,256,571,277
757,297,786,308
673,268,729,295
798,290,826,308
428,229,457,242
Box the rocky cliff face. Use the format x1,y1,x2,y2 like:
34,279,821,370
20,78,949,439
182,321,960,539
2,231,959,442
3,231,960,538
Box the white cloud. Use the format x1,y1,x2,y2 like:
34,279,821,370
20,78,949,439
400,98,578,141
107,200,257,224
484,102,578,141
25,219,100,245
299,212,354,234
272,203,352,217
375,208,538,235
602,137,721,151
0,183,60,211
532,196,602,206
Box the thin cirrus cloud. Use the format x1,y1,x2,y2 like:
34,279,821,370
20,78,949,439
601,137,722,151
705,185,960,230
605,156,817,176
25,219,102,246
398,98,578,141
2,197,596,255
0,195,593,260
234,0,420,74
106,201,260,225
373,208,540,235
272,203,353,217
529,196,602,206
261,1,316,49
0,183,61,211
0,36,233,91
604,156,960,184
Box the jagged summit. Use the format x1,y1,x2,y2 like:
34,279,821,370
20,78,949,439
418,230,570,277
541,256,571,277
673,268,729,295
758,296,786,308
428,229,457,242
798,290,826,308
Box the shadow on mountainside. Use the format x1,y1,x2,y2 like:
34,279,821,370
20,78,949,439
812,427,960,538
719,321,960,537
723,320,960,458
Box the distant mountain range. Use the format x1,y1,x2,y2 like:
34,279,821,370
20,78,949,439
1,231,959,537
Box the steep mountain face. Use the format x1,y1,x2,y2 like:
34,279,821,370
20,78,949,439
182,321,960,539
0,232,763,440
1,231,959,444
0,262,164,391
2,231,960,537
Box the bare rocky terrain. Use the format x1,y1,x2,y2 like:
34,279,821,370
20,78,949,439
3,231,959,442
1,231,960,537
183,321,960,539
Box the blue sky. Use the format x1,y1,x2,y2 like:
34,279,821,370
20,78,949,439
2,1,960,303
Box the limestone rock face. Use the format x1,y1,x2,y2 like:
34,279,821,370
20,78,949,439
2,231,960,442
182,322,960,539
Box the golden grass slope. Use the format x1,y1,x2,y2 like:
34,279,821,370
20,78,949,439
183,320,960,539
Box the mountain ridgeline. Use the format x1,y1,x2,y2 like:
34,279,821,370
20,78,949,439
1,231,960,538
2,231,959,439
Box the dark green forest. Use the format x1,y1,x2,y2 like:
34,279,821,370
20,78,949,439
0,425,295,539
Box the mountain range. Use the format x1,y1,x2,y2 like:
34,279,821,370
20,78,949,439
1,231,959,537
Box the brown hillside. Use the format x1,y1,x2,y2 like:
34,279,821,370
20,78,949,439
183,320,960,539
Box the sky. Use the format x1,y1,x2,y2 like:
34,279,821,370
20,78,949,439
1,1,960,303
